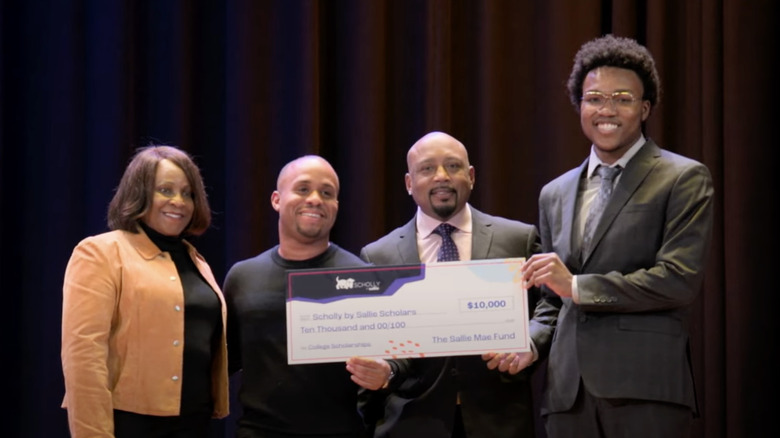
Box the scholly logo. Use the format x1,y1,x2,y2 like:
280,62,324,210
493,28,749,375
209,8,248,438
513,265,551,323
335,276,355,290
335,276,381,291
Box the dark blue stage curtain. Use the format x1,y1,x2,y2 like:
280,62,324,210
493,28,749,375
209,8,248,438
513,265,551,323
1,1,777,437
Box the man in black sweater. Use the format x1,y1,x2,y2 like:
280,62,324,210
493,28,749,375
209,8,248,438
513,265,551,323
223,155,396,438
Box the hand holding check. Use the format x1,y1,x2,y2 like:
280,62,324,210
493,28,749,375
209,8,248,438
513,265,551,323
346,356,394,390
482,351,534,375
520,252,573,299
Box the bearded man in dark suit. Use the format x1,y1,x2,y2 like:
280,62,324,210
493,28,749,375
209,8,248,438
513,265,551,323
359,131,542,438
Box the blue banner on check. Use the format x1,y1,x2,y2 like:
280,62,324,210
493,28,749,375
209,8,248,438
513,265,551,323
286,258,530,364
288,264,424,301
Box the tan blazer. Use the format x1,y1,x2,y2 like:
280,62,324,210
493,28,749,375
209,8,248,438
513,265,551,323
61,227,229,438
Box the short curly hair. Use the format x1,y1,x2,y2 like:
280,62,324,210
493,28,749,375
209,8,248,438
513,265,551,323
567,34,661,113
107,145,212,236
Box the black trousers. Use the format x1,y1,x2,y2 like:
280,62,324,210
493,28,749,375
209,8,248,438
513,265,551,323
452,404,466,438
114,409,212,438
544,380,693,438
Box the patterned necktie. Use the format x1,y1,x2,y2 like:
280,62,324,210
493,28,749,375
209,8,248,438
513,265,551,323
582,165,622,260
434,223,460,262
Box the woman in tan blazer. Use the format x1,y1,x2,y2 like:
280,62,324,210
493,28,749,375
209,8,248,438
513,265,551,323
61,145,228,438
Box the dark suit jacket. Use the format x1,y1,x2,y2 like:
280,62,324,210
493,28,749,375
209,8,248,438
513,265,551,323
359,207,541,438
531,139,714,416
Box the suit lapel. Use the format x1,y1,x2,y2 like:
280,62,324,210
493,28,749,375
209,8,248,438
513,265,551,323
585,140,660,263
395,219,422,263
563,160,588,266
470,208,493,260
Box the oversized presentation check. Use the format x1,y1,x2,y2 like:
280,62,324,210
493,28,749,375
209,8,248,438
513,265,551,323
286,258,530,364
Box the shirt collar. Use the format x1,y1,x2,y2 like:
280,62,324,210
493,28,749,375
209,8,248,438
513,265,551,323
415,203,473,237
587,135,646,178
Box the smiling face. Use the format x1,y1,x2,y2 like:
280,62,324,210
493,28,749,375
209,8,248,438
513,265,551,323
141,159,194,236
271,156,339,248
405,132,475,221
580,66,651,164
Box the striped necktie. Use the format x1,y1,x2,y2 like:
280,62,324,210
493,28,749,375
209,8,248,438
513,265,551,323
582,165,622,260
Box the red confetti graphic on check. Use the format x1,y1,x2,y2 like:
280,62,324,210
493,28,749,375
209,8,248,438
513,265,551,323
385,339,425,358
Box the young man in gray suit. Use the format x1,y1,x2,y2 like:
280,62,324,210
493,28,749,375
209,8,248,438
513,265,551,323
516,35,715,437
358,131,542,438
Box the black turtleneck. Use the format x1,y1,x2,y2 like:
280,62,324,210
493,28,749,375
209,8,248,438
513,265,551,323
140,222,221,415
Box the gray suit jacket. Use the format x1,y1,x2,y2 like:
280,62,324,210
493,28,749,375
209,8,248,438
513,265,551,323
359,207,541,438
532,139,714,416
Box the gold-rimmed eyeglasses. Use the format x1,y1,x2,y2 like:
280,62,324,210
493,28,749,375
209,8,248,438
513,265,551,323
581,91,639,109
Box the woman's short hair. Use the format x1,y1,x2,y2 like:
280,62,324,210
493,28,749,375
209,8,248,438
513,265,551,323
107,145,211,236
567,34,662,113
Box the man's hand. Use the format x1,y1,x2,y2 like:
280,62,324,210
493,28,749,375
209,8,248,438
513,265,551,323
482,351,533,375
346,356,392,390
522,252,574,298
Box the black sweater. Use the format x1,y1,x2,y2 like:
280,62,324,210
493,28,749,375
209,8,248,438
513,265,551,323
141,222,221,415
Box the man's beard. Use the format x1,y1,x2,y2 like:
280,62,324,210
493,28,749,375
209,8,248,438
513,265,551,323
432,201,457,219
